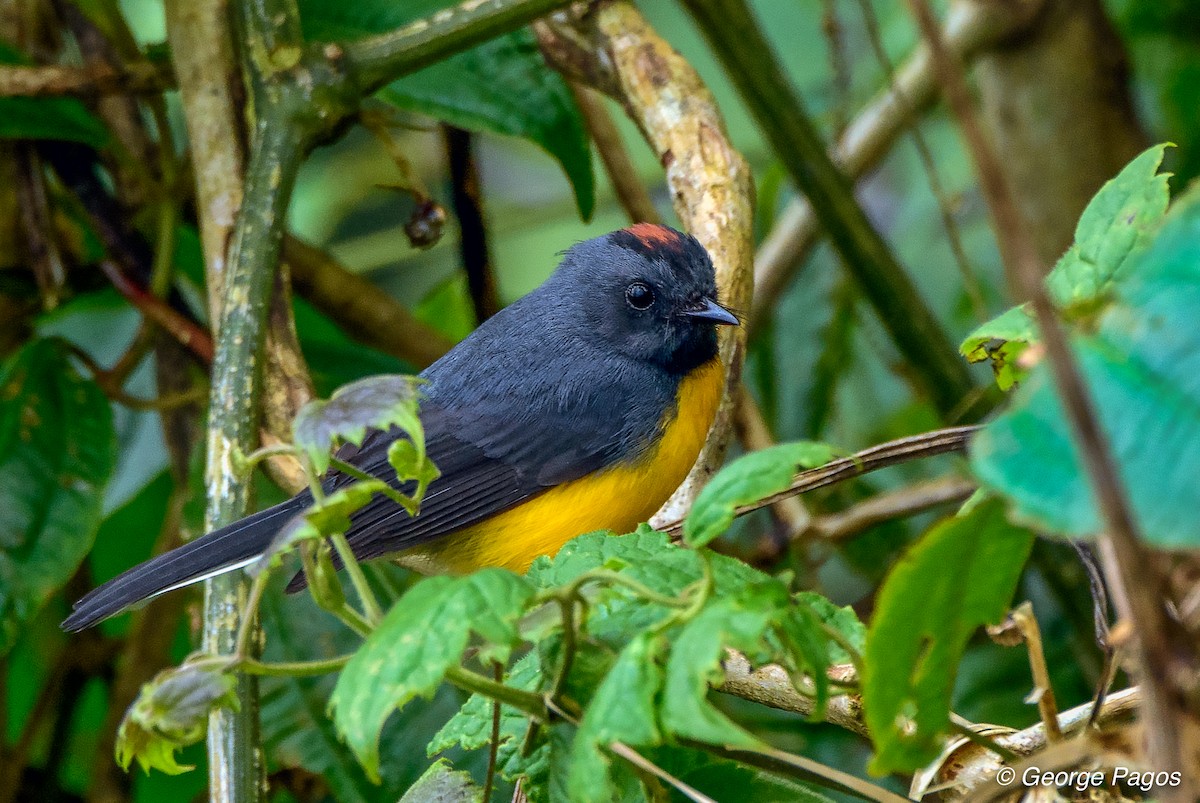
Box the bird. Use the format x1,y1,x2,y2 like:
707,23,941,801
63,224,738,631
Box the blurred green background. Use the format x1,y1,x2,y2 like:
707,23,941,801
5,0,1199,800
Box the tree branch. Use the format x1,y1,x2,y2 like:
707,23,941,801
806,475,975,542
283,235,454,368
719,653,865,736
345,0,575,95
0,60,169,97
915,686,1141,799
197,0,328,795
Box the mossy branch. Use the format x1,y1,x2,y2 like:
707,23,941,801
345,0,574,94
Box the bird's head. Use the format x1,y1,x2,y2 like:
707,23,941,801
554,223,738,374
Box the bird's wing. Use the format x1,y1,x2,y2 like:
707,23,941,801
326,399,630,562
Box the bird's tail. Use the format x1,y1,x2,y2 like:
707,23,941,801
62,496,309,632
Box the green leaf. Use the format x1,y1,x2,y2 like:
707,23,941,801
398,759,482,803
429,650,546,768
661,588,784,750
262,565,471,803
862,499,1034,774
775,602,831,720
959,306,1035,391
297,1,594,219
292,374,424,474
794,591,866,663
116,661,239,775
962,144,1172,387
1047,143,1172,308
330,569,534,780
684,442,836,548
386,436,440,515
0,338,115,654
657,750,835,803
527,528,768,649
568,633,665,803
0,44,109,145
971,184,1200,547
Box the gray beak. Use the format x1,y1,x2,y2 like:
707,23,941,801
681,297,740,326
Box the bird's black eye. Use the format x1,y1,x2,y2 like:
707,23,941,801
625,282,655,310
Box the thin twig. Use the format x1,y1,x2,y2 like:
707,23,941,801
608,742,718,803
484,662,503,803
97,260,215,362
1010,602,1064,742
689,740,910,803
820,0,851,138
346,0,576,95
14,145,66,308
660,425,978,536
359,108,447,249
284,235,454,368
806,475,975,542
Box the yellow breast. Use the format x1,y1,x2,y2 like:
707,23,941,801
403,357,725,574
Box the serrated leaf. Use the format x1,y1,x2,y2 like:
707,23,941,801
972,183,1200,547
0,338,115,654
0,44,109,145
330,569,534,780
292,374,423,474
775,603,831,721
429,651,546,773
963,144,1171,388
661,589,784,750
684,442,835,548
262,565,470,803
568,633,665,803
398,759,482,803
862,499,1034,774
794,591,866,663
116,661,239,775
1048,143,1172,307
297,1,594,219
527,528,769,649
